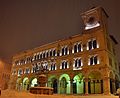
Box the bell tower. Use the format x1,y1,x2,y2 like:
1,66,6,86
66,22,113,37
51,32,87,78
81,7,109,34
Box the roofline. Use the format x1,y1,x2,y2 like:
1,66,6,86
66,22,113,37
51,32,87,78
81,6,109,18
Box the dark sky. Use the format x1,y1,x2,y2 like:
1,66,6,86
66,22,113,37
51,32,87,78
0,0,120,63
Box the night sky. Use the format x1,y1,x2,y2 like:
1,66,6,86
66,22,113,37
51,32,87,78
0,0,120,63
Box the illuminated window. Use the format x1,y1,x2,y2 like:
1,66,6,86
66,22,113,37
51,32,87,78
88,55,99,65
43,52,46,58
61,46,68,56
31,65,36,73
53,49,56,56
25,68,30,74
18,69,23,76
87,39,99,50
73,42,83,53
50,62,56,71
60,60,69,69
46,51,49,58
73,58,83,70
50,50,52,57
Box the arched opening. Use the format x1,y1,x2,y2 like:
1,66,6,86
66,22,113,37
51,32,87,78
23,77,29,91
30,78,38,87
88,71,103,94
59,74,70,94
16,77,22,91
73,73,84,94
48,75,58,94
53,79,58,93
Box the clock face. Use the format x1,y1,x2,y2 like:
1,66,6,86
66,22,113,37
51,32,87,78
85,16,100,30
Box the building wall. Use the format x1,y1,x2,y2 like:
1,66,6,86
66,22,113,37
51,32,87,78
0,60,11,90
9,7,120,94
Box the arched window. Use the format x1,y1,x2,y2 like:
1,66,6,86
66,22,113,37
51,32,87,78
53,49,56,56
73,58,83,70
74,44,77,53
62,47,64,56
65,47,68,55
50,50,52,57
18,69,23,76
43,52,46,58
60,60,68,69
50,63,56,71
88,55,99,65
87,39,98,50
73,42,82,53
46,51,49,58
78,43,82,52
61,46,68,56
25,68,30,74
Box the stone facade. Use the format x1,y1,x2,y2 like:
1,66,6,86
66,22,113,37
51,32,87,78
0,60,11,90
9,7,120,95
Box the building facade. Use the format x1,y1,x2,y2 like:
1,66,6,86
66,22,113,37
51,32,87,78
0,59,11,90
9,7,120,95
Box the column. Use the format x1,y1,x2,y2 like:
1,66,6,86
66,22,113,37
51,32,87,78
58,80,60,94
112,79,116,94
85,78,89,94
70,79,73,94
103,77,111,95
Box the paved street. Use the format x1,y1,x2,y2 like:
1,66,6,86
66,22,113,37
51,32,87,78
0,90,119,98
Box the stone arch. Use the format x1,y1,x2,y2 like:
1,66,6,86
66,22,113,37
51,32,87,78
23,77,29,91
88,71,103,94
48,75,58,93
59,74,70,94
73,73,85,94
30,77,38,87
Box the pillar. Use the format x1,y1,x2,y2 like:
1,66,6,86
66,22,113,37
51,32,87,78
103,77,111,95
112,79,116,94
70,79,73,94
58,80,61,94
84,78,89,94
